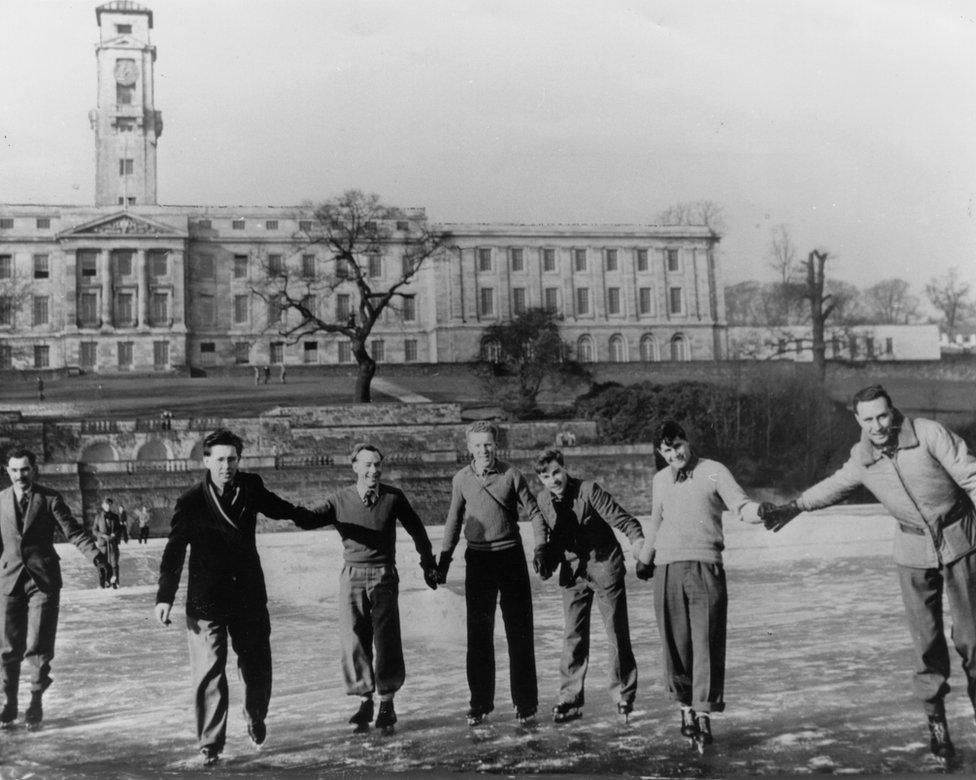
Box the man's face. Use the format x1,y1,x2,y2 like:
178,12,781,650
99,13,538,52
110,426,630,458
6,456,35,491
467,432,497,470
102,500,112,512
352,449,382,487
537,461,568,496
204,444,240,489
658,439,692,471
855,397,896,446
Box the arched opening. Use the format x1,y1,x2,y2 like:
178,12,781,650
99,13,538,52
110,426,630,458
577,335,594,363
640,334,657,362
136,440,169,461
608,334,626,362
79,442,118,463
670,334,688,362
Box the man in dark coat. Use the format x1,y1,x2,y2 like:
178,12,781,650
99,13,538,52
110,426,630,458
93,497,128,588
154,429,318,766
0,447,108,730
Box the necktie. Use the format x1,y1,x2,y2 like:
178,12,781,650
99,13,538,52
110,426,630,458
16,492,29,531
675,470,689,483
363,490,377,508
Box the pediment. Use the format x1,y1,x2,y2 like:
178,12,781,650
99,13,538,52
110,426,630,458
59,212,186,239
100,34,145,49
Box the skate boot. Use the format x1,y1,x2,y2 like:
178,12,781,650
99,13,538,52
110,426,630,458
693,713,713,754
0,694,16,728
680,706,698,738
24,692,42,731
616,700,634,724
199,746,221,767
375,700,397,734
246,719,266,748
466,705,492,726
515,705,537,727
349,697,374,732
927,713,955,760
552,695,584,724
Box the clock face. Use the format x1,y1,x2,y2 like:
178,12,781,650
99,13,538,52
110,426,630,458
114,60,138,86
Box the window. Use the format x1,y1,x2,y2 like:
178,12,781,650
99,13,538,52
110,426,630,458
0,296,13,326
114,251,133,276
116,84,133,104
336,294,351,320
609,334,626,362
119,159,134,175
33,296,49,326
364,221,377,233
232,219,245,230
607,287,621,315
369,254,382,278
231,342,249,364
573,249,586,272
396,220,410,231
268,254,283,275
777,338,787,355
115,292,134,324
265,220,278,231
640,335,656,361
34,345,50,368
404,339,418,362
512,287,526,315
33,254,49,279
0,256,10,278
233,255,248,278
669,287,683,315
401,255,413,278
510,249,524,272
117,341,133,368
36,218,50,230
149,251,167,276
301,254,315,277
0,219,13,230
542,248,556,272
577,335,594,362
576,287,590,315
637,249,649,271
116,24,132,33
885,337,894,355
638,287,654,315
479,288,494,317
795,338,803,355
371,339,385,362
402,296,416,322
199,342,216,365
198,255,215,279
667,249,680,272
605,249,618,271
270,342,284,364
298,220,312,232
670,335,687,361
338,341,352,363
151,292,169,325
866,337,875,358
482,338,501,363
544,287,558,313
267,296,284,325
198,294,216,326
0,345,10,369
80,254,98,278
233,295,249,324
79,293,98,326
197,219,212,229
849,335,858,358
478,248,492,272
303,341,318,363
154,341,169,368
335,259,350,280
116,119,134,133
832,336,841,357
80,342,97,368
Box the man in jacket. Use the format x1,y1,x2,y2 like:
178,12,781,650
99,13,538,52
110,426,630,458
93,498,128,588
534,449,644,722
762,384,976,760
154,428,318,766
1,447,108,730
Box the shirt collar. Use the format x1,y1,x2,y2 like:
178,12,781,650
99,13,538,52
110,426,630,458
357,483,379,500
472,460,499,478
670,455,699,483
12,486,32,501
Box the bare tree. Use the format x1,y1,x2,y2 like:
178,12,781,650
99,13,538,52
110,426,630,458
767,224,797,285
926,266,974,339
0,271,39,373
824,279,865,326
864,278,920,324
800,249,836,381
657,200,726,235
251,190,452,402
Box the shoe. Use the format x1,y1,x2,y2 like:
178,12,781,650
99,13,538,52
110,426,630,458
617,700,634,720
375,700,397,730
199,746,221,766
466,706,492,726
552,695,584,724
247,719,266,748
24,692,42,730
349,698,374,730
515,705,537,726
695,713,713,745
0,696,16,728
680,707,698,737
927,713,955,760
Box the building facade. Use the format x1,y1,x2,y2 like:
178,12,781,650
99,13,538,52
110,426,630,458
0,1,725,373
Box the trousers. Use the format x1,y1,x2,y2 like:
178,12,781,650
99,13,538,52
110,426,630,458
0,570,60,695
339,563,404,698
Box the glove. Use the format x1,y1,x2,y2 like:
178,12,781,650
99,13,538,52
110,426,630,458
93,552,111,583
759,501,802,533
532,544,556,580
635,560,655,581
435,552,452,584
422,566,439,590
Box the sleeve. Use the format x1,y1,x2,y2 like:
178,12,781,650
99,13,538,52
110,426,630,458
93,514,110,543
588,482,644,544
156,495,191,605
53,492,99,561
253,474,332,529
394,490,435,568
795,450,863,511
924,420,976,505
514,470,547,548
638,474,664,565
713,463,761,522
120,516,129,543
440,472,466,557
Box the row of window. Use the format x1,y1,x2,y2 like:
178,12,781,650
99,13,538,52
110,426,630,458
0,341,170,370
202,338,420,366
194,218,413,233
475,246,683,274
481,332,690,363
0,291,171,328
0,218,52,230
477,285,686,317
0,252,169,280
233,293,416,327
217,254,415,282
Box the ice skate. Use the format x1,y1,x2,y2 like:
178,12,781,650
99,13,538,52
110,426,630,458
199,746,220,767
0,696,16,729
515,705,537,727
616,700,633,724
680,707,698,738
24,693,42,732
927,713,954,761
693,713,713,754
349,698,374,733
466,706,491,726
552,695,583,724
375,700,397,735
246,718,266,749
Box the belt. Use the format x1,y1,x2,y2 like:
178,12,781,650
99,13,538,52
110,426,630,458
898,522,925,536
897,503,970,537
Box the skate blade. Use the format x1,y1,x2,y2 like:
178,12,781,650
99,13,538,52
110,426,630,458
379,725,396,736
352,723,370,734
25,722,42,732
553,709,582,724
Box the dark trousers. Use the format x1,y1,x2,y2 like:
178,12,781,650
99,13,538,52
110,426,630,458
339,563,404,698
653,560,727,713
897,549,976,716
96,542,121,585
559,549,637,706
0,571,60,696
138,526,150,543
186,609,272,753
465,546,538,713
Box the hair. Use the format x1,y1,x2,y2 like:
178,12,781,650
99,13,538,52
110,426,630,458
203,429,244,456
350,443,384,463
465,420,498,442
533,448,564,473
103,497,114,504
5,447,37,468
653,420,688,450
852,384,893,412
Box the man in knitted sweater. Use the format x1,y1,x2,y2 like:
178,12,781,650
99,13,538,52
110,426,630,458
437,421,548,726
311,443,439,733
636,420,762,746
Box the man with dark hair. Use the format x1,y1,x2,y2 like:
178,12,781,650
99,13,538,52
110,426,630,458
533,449,644,723
761,384,976,760
93,497,128,588
308,443,438,733
437,420,548,726
154,428,319,766
0,447,108,730
636,420,762,750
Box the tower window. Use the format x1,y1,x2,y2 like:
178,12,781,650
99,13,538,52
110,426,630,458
116,84,134,105
115,24,132,34
36,218,50,229
119,159,134,175
232,220,245,230
0,219,12,229
116,119,135,133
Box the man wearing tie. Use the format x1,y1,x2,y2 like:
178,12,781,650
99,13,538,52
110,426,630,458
0,447,108,730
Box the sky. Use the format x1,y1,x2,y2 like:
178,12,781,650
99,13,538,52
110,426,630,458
1,0,974,293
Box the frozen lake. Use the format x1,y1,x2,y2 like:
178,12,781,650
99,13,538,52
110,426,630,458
2,507,973,777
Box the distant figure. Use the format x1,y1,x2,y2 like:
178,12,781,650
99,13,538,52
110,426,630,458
35,377,44,402
97,384,103,398
137,505,151,544
253,366,260,386
279,364,287,384
159,410,173,431
262,366,271,385
93,497,129,588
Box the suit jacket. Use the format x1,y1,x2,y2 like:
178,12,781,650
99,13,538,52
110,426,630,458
0,483,99,595
156,471,317,619
93,510,126,548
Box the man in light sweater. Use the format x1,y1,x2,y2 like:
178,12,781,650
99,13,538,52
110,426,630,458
437,421,548,726
636,420,762,747
311,443,439,733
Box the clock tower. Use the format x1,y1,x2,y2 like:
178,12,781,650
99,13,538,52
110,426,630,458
90,1,162,207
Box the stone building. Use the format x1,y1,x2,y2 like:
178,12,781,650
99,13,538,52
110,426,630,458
0,1,724,373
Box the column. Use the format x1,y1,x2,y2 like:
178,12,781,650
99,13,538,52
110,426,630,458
137,249,149,327
169,247,187,332
100,249,112,328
